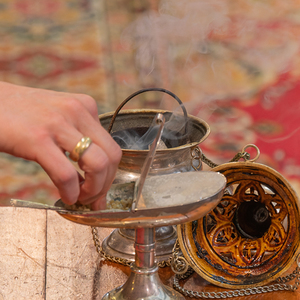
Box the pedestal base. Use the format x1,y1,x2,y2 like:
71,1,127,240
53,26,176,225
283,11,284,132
102,264,185,300
102,227,177,263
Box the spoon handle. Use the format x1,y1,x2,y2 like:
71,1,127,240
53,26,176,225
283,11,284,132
2,199,68,211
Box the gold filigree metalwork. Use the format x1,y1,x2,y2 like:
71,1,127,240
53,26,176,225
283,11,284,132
207,179,288,267
178,161,300,289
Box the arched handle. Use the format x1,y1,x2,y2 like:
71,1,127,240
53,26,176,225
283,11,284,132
107,87,188,133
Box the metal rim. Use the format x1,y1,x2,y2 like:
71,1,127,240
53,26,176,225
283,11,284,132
99,109,211,153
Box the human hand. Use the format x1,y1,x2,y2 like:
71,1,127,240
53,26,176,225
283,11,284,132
0,81,122,210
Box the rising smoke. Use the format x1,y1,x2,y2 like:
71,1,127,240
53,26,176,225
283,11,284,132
117,0,300,151
122,0,299,108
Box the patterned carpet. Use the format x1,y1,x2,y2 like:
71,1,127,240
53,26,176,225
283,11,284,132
1,0,300,203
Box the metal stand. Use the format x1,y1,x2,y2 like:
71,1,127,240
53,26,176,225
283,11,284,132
102,226,177,263
102,227,185,300
57,171,226,299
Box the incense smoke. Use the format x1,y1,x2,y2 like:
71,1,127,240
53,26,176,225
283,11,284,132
117,0,300,152
121,0,299,108
111,106,188,150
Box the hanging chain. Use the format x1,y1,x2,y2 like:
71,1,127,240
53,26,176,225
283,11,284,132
200,149,251,169
91,227,171,268
91,227,131,267
191,147,203,170
170,239,189,274
173,263,300,298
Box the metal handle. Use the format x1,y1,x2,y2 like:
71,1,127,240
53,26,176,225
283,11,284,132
131,113,165,211
107,88,188,134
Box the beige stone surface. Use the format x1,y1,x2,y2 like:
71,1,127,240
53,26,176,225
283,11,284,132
0,208,125,300
45,211,98,300
0,208,46,300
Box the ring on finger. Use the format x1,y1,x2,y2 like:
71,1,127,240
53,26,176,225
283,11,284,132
69,137,92,162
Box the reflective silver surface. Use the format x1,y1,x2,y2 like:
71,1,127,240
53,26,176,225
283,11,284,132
102,228,185,300
132,113,165,210
102,265,185,300
102,226,177,263
101,109,210,184
56,171,226,228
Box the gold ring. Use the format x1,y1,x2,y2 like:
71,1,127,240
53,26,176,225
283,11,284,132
69,137,92,162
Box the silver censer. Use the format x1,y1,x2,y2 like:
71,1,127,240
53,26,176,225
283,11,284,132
99,88,210,263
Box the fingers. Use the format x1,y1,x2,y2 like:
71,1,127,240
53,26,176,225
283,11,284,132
73,94,99,122
90,195,107,211
57,100,122,204
35,91,122,207
35,143,81,205
50,117,121,207
55,93,121,161
76,139,121,206
36,135,120,207
77,143,109,203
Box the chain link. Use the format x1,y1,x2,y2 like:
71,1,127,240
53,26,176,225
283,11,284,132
200,153,218,168
92,227,131,267
201,150,251,169
192,146,203,170
91,227,171,268
170,239,189,274
173,265,300,298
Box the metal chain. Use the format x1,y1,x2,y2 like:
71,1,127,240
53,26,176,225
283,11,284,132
201,151,251,169
191,147,203,170
91,227,131,266
173,265,300,298
170,239,189,274
91,227,171,268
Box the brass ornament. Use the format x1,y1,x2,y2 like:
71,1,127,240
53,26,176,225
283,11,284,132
178,157,300,289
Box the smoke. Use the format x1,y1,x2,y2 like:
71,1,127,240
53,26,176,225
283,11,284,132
116,0,300,152
111,107,188,150
121,0,299,106
111,120,162,150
